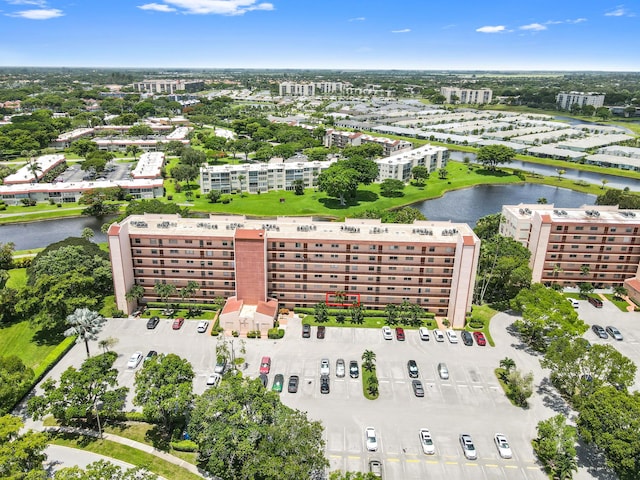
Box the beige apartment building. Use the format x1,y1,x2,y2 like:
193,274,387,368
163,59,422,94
500,204,640,287
440,87,493,104
108,215,480,332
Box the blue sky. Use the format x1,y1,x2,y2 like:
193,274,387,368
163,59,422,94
0,0,638,70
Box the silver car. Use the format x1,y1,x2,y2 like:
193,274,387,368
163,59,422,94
336,359,346,378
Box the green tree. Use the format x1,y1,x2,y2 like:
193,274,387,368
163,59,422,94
473,213,503,241
207,190,222,203
125,144,142,160
314,302,329,323
361,350,376,372
379,178,405,197
180,147,207,166
134,353,194,435
80,227,94,241
532,415,578,480
79,188,122,217
188,376,328,479
128,125,153,138
506,369,534,407
317,164,360,206
53,460,157,480
578,282,594,297
69,139,98,158
411,165,429,185
329,471,379,480
64,308,106,359
0,414,48,478
613,285,628,299
0,242,15,271
595,107,611,121
384,304,398,325
341,157,379,185
499,357,516,375
437,167,448,179
349,303,364,324
154,282,176,309
476,144,515,170
292,179,305,195
125,284,145,305
171,164,199,188
0,356,34,415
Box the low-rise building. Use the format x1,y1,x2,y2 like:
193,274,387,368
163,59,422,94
324,129,412,156
3,154,66,185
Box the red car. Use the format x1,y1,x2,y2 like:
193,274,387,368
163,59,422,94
259,356,271,374
473,331,486,346
395,327,405,341
172,317,185,330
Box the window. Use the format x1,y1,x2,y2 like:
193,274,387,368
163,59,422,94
295,243,301,248
134,238,141,244
429,247,435,252
406,246,415,251
169,239,178,244
171,259,179,264
331,244,339,248
315,243,323,247
151,249,158,254
405,256,413,261
185,250,194,254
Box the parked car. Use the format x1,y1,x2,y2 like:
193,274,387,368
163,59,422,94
259,356,271,374
368,459,382,478
407,360,419,378
146,316,160,329
395,327,405,341
461,331,473,346
196,320,209,333
473,331,487,346
320,358,330,376
382,326,393,340
568,298,580,308
412,380,425,397
127,352,143,369
446,329,458,344
437,362,449,380
259,373,268,388
287,375,299,393
144,350,157,362
433,329,445,342
349,360,359,378
606,326,623,341
317,326,326,339
302,324,311,338
592,324,608,339
365,427,378,451
459,434,477,460
172,317,184,330
336,359,346,378
320,374,330,394
494,433,513,459
206,373,221,387
214,358,227,374
588,296,603,308
272,374,284,393
418,327,430,341
419,428,436,455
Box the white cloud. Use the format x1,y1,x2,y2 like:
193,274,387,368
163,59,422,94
6,7,63,19
520,23,546,31
568,17,587,23
476,25,506,33
143,0,274,15
138,3,177,12
391,28,410,33
348,17,365,22
605,5,633,17
6,0,46,5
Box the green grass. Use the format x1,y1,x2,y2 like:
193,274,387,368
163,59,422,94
465,304,497,346
302,315,437,330
362,367,379,400
494,368,520,407
47,432,203,480
0,203,88,224
6,268,27,289
603,294,631,312
0,321,64,372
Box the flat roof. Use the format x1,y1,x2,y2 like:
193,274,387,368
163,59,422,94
503,204,639,224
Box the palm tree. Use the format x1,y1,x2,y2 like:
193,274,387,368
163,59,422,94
613,285,628,299
334,290,347,305
556,169,566,179
499,357,516,374
21,150,41,183
362,350,376,371
580,264,591,278
552,264,563,278
367,375,379,396
154,282,177,310
125,284,145,306
98,336,119,353
384,304,397,325
314,302,329,323
601,179,609,190
126,145,142,161
64,308,107,358
349,304,364,324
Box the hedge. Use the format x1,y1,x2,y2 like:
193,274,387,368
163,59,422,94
170,440,198,452
267,328,285,339
295,307,435,319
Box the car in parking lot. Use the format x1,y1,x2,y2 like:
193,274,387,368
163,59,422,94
320,358,330,376
419,428,436,455
287,375,299,393
437,362,449,380
592,324,608,339
494,433,512,459
433,329,445,342
473,331,487,346
144,350,157,362
146,316,160,329
459,434,477,460
419,327,430,341
206,373,221,387
259,356,271,374
446,329,458,343
336,359,346,378
320,375,330,394
214,358,227,374
302,324,311,338
382,326,393,340
172,318,185,330
461,331,473,346
606,326,623,341
368,459,382,478
395,327,405,341
259,374,268,388
127,352,143,369
196,320,209,333
349,360,359,378
568,298,580,308
365,427,378,451
272,374,284,393
588,296,603,308
407,360,419,378
317,326,326,339
412,380,425,397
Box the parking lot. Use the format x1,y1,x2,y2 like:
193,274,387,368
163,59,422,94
54,160,132,183
39,296,639,480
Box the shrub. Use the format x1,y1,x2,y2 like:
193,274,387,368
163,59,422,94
247,330,262,339
125,411,150,422
111,309,126,318
267,328,285,339
170,440,198,452
232,330,239,337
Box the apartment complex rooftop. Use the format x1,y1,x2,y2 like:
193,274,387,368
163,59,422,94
503,204,639,224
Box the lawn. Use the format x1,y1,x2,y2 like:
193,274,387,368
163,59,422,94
603,294,631,312
0,321,65,373
301,314,437,330
465,304,498,347
362,367,379,400
6,267,27,289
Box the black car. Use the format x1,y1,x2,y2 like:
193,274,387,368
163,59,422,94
461,330,474,346
592,324,608,339
259,373,268,388
407,360,419,378
144,350,157,362
320,374,330,394
146,316,160,329
302,324,311,338
317,326,326,339
349,360,359,378
412,380,425,397
288,375,299,393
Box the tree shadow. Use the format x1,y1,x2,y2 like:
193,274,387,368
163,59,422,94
576,438,617,480
474,168,513,177
32,327,65,346
145,424,171,451
318,190,379,209
537,377,572,416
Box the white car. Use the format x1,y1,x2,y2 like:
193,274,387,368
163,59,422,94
459,434,477,460
419,428,436,455
197,320,209,333
206,373,221,387
127,351,143,369
433,329,445,342
382,326,393,340
365,427,378,451
446,329,458,344
320,358,330,376
418,327,430,341
336,359,346,378
494,433,512,459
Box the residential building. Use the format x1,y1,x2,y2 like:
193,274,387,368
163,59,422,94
500,204,640,287
279,81,345,96
132,79,205,94
440,87,493,104
3,154,66,185
108,215,480,330
556,92,605,111
130,152,165,179
375,144,448,181
324,129,412,156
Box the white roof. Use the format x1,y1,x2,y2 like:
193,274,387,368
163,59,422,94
131,152,165,178
3,154,66,184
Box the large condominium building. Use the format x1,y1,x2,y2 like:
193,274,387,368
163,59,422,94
556,92,605,111
500,204,640,287
279,82,345,96
324,129,412,156
132,79,205,94
108,215,480,331
440,87,493,104
375,144,448,182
